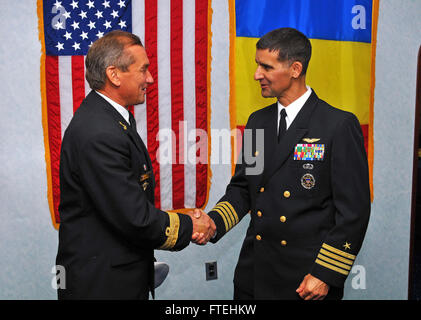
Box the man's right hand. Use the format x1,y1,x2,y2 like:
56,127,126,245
186,209,216,245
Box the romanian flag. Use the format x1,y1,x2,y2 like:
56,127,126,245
229,0,378,196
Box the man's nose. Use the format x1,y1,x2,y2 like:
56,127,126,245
146,70,154,84
254,67,263,81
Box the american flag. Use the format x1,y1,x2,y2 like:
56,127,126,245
39,0,211,228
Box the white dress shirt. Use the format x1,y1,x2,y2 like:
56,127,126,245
96,91,130,125
277,86,312,133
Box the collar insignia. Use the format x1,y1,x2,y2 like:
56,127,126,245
119,121,127,130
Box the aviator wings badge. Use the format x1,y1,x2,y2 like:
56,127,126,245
302,138,320,143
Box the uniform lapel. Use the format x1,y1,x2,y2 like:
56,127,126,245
260,91,319,187
126,112,156,190
127,122,155,189
91,91,144,155
89,91,156,188
260,103,278,182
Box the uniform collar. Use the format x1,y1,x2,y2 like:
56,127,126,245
277,86,312,129
95,91,130,125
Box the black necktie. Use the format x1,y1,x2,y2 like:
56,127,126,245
128,111,137,132
128,110,152,171
278,108,287,142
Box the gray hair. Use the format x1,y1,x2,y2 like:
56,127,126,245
85,30,143,90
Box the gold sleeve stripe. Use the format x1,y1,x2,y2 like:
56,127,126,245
214,204,233,228
319,248,354,266
215,203,235,229
158,212,180,250
217,201,238,224
214,207,230,232
317,253,352,271
322,243,356,260
212,201,240,233
315,259,349,276
221,201,239,224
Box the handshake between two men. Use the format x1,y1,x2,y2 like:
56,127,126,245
185,209,216,245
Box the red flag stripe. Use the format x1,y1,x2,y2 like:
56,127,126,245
171,0,185,209
71,55,85,113
195,0,209,208
128,105,134,115
45,55,62,224
145,0,161,208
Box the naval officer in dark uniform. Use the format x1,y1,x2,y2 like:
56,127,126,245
207,28,370,300
56,30,215,300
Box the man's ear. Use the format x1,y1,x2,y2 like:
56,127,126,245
290,61,303,79
105,66,120,87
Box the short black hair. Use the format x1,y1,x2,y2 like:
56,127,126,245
256,27,312,75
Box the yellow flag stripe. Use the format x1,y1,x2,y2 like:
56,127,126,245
234,37,371,126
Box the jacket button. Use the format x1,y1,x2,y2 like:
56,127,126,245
283,190,291,198
256,235,262,241
280,216,286,223
257,211,262,217
281,240,287,246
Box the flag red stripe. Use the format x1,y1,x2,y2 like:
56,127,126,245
171,0,185,209
145,0,161,207
128,105,134,115
195,0,208,208
45,55,62,224
71,55,85,113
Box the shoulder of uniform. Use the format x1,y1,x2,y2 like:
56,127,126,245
246,102,277,127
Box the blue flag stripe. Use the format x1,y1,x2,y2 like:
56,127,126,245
235,0,372,43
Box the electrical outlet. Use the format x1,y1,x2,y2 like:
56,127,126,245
205,261,218,281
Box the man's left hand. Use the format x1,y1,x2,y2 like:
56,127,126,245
296,274,329,300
